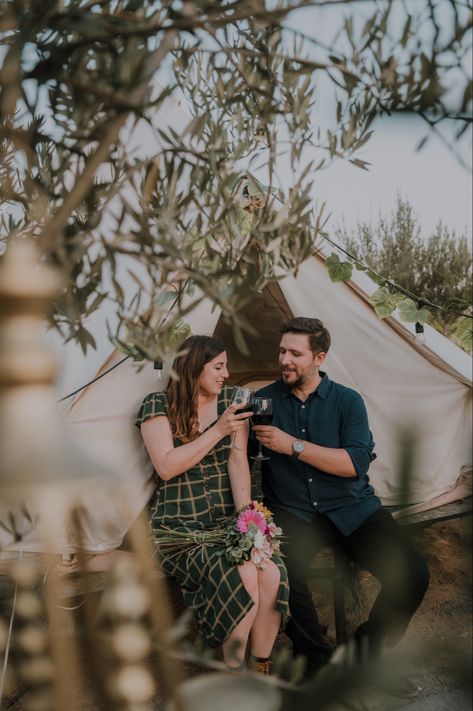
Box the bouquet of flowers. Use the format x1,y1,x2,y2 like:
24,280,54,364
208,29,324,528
153,500,283,570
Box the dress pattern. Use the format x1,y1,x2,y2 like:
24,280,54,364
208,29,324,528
136,386,289,647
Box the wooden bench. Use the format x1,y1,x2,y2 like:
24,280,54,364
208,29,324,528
308,497,472,645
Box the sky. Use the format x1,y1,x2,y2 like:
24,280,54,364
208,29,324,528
285,1,472,238
312,113,472,237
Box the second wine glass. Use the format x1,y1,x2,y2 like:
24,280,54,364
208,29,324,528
250,397,273,461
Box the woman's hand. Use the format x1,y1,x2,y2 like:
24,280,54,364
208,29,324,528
215,403,252,439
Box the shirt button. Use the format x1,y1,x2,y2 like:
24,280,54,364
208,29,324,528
301,428,306,433
301,405,305,409
313,501,317,506
309,478,313,483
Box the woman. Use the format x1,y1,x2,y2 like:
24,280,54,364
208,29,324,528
136,335,289,672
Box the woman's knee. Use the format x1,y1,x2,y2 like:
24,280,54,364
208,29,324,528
258,560,281,587
258,560,281,594
238,560,259,596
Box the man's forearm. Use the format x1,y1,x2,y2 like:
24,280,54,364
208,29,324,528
252,425,358,478
297,441,356,478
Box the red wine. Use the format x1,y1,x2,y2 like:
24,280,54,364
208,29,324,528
251,413,273,426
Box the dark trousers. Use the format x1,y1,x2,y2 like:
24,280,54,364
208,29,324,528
270,505,430,667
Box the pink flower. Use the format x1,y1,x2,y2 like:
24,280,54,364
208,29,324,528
236,509,267,534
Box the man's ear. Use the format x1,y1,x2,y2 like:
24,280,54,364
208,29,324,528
314,351,326,367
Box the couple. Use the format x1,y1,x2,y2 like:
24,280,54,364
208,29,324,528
136,317,429,677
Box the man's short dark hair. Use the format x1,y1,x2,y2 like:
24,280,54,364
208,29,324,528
280,317,331,354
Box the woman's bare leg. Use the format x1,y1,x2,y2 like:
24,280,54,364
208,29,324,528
223,561,259,667
249,561,282,658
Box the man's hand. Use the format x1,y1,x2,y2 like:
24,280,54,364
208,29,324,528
252,425,294,455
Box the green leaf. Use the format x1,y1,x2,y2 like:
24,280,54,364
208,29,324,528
453,317,473,352
349,158,371,171
184,114,207,139
185,280,195,297
370,286,395,319
397,298,429,324
155,291,178,307
401,15,412,47
326,253,353,282
374,303,395,319
86,291,108,315
163,319,192,350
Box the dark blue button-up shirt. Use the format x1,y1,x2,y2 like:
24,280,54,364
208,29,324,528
253,373,381,536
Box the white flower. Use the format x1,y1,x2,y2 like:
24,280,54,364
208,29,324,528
251,546,271,569
253,529,267,550
268,522,282,537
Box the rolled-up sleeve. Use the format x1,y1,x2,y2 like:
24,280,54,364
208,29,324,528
341,393,376,478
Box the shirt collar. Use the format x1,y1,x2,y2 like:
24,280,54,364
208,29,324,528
316,371,330,400
280,371,331,400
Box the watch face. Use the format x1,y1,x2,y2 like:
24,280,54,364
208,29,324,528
293,440,304,453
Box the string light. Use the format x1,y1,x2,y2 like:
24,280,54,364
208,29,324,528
319,232,472,321
153,360,163,381
415,321,426,345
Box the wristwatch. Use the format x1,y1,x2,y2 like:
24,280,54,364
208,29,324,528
292,439,305,457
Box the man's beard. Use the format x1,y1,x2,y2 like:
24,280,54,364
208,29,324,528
282,370,304,389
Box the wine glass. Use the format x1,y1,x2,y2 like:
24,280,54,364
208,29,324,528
250,397,273,461
224,387,255,450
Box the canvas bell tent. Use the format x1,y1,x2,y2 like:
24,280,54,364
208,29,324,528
1,246,470,558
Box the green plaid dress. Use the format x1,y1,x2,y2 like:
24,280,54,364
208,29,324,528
136,386,289,648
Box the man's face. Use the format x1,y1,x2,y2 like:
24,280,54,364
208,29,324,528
279,332,325,388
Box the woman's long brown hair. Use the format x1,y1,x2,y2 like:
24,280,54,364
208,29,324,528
166,335,226,442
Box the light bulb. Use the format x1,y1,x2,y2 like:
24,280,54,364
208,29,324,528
415,322,426,345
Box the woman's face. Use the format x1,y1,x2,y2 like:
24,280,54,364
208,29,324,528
198,351,229,396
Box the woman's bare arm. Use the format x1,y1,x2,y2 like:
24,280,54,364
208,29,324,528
227,421,251,509
141,405,250,480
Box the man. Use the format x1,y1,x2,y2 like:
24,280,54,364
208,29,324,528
252,317,429,682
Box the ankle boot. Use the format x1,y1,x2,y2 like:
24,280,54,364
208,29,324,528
249,654,272,675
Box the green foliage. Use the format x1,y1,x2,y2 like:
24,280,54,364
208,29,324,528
326,253,353,282
338,197,472,349
396,298,430,325
0,1,471,359
370,287,403,319
452,317,473,353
